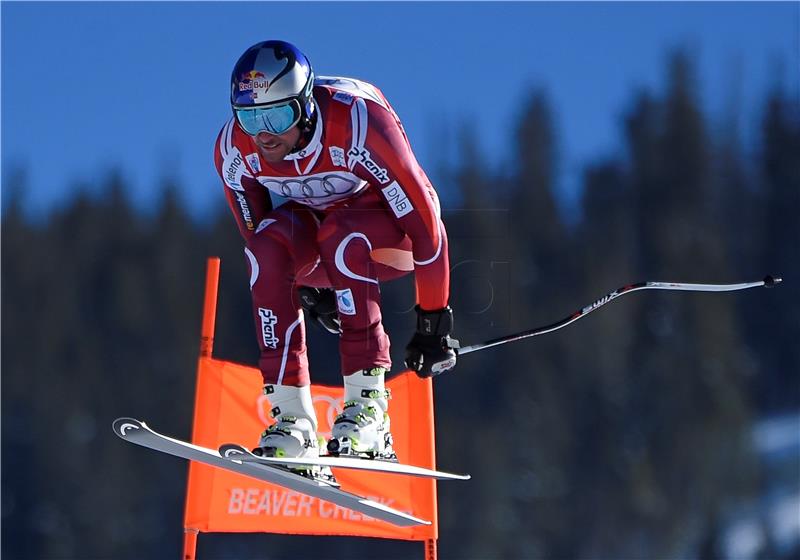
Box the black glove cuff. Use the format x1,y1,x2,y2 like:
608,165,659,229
415,305,453,336
298,287,337,316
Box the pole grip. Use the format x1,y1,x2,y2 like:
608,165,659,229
199,257,221,358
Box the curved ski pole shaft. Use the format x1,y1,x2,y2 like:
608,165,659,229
457,275,781,356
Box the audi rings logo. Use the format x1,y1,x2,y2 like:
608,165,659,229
257,174,362,204
256,394,344,438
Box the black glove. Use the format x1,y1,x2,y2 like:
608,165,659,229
297,287,341,335
405,306,459,378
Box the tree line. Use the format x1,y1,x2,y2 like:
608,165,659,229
2,52,798,559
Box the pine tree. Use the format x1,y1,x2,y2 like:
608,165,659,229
758,88,800,411
623,51,754,556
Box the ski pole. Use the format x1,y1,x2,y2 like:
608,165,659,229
456,275,782,356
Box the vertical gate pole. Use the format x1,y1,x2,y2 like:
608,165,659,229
183,257,221,560
183,528,199,560
199,257,221,358
425,538,437,560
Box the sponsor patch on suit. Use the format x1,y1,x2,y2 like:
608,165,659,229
381,181,413,218
335,289,357,315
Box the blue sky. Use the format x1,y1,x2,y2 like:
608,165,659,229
2,2,798,219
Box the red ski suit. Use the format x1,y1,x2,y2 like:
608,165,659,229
214,77,450,386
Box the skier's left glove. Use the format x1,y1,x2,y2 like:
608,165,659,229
405,306,459,378
297,287,341,335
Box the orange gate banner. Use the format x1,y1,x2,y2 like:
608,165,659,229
184,356,438,541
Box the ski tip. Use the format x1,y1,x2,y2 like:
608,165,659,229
112,417,144,438
440,473,471,481
763,275,782,288
219,443,250,460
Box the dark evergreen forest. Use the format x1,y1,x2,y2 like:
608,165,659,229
3,53,798,559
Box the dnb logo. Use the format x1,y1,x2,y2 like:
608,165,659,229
256,394,344,439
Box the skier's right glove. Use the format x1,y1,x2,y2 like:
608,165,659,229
297,287,341,335
405,306,459,378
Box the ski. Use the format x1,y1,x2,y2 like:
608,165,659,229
219,443,470,481
112,418,430,527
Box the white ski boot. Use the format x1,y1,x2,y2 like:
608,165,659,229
327,367,396,460
256,384,334,482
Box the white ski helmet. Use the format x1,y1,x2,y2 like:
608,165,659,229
230,40,315,136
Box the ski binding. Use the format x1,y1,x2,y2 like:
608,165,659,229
219,443,470,481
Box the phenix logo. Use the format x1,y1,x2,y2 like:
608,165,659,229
348,147,390,185
239,71,269,92
258,308,279,349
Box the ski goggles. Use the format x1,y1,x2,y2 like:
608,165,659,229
234,99,301,136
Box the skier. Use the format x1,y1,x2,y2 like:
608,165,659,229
214,40,458,468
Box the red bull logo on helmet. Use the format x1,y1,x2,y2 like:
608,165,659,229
238,71,269,92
